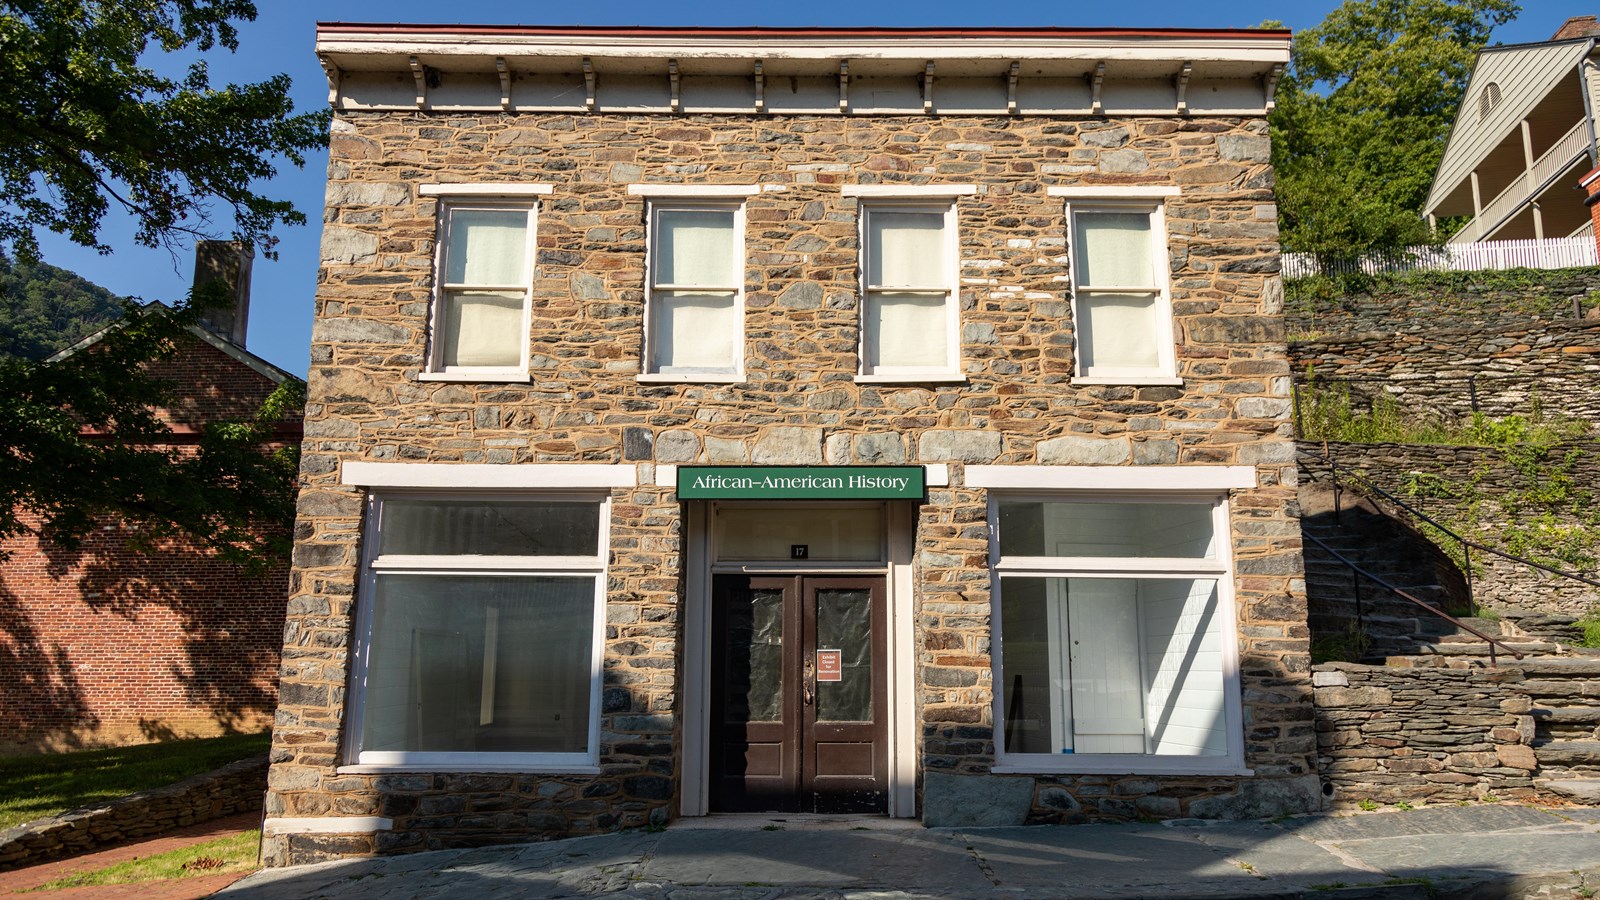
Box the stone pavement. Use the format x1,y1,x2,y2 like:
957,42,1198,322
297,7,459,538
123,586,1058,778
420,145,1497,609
219,804,1600,900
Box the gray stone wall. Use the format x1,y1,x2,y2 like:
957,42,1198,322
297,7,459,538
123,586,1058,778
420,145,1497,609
1314,663,1536,805
1299,441,1600,616
0,756,265,871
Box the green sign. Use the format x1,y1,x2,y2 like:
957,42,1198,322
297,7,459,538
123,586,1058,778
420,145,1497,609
677,466,926,500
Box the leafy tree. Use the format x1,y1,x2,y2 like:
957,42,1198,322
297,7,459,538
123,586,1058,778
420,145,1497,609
0,1,321,563
0,1,326,260
0,251,127,360
0,286,304,568
1270,0,1520,260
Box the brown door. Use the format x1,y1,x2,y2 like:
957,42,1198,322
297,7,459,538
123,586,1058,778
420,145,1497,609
710,575,888,813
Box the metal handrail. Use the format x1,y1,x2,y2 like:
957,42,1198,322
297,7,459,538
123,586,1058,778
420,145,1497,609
1302,532,1524,665
1299,445,1600,591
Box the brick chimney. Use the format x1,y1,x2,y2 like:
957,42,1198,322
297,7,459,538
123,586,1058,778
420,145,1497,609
192,240,253,347
1552,16,1600,41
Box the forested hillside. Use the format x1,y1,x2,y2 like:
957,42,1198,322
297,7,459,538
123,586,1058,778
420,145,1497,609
0,254,127,360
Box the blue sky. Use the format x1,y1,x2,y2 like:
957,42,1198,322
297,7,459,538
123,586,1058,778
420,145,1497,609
31,0,1580,375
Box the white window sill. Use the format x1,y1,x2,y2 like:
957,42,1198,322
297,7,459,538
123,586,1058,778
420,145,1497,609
854,374,969,385
418,371,532,383
637,373,745,384
992,763,1252,777
338,764,603,775
1071,376,1184,387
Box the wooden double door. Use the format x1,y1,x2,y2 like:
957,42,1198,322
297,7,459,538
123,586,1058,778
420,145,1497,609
710,575,888,813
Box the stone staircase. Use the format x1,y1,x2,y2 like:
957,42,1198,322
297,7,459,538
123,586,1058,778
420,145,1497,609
1301,482,1600,805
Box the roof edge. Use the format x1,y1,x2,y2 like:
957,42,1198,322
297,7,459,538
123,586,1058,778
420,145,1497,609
316,23,1292,40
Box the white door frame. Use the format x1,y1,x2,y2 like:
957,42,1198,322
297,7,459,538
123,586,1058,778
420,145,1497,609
678,500,917,818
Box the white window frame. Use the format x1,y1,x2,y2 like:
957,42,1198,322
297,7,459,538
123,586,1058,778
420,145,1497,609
421,191,543,383
342,489,610,773
854,196,964,383
638,198,747,383
1051,186,1181,387
985,485,1248,776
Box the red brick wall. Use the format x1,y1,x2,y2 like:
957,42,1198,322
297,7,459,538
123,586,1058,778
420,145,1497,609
0,331,300,754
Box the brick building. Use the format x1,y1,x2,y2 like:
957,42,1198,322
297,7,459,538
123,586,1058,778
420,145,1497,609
0,245,300,753
266,24,1309,864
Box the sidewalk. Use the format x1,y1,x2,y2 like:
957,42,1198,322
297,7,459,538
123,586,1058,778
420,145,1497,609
0,811,261,900
220,803,1600,899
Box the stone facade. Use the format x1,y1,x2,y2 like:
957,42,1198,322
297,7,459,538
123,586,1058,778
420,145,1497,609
267,26,1306,866
1314,662,1538,806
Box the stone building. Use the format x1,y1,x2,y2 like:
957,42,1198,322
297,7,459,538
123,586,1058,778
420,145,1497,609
266,24,1310,865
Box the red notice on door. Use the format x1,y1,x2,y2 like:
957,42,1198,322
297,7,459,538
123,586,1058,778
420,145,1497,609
816,649,843,682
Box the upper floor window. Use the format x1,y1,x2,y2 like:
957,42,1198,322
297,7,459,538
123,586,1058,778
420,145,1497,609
846,185,974,383
419,184,551,382
632,185,760,383
1051,186,1181,386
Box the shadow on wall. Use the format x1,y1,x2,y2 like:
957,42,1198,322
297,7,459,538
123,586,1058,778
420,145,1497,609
0,519,289,754
0,583,98,750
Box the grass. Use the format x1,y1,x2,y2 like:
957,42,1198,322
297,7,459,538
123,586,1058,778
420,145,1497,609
0,732,270,830
1577,608,1600,649
26,829,259,890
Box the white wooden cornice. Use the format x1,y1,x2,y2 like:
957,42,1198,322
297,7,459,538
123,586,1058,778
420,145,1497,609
314,25,1291,117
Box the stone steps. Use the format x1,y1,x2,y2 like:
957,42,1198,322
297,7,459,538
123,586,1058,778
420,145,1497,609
1532,739,1600,771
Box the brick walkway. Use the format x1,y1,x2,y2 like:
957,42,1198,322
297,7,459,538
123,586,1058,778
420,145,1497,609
0,811,262,899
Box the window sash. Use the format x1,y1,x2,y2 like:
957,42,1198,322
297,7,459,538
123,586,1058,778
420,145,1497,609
1066,202,1175,381
988,491,1243,773
430,202,535,374
859,202,959,376
347,494,609,770
644,202,744,376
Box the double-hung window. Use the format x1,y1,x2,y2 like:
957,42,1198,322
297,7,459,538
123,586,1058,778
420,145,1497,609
846,185,973,382
347,493,608,770
633,185,755,382
1051,186,1180,385
421,184,550,381
984,479,1246,775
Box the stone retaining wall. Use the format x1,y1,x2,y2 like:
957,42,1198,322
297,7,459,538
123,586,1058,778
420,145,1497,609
1298,442,1600,616
1313,663,1537,805
0,755,265,871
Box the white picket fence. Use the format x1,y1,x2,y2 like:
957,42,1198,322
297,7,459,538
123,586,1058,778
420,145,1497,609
1282,235,1599,279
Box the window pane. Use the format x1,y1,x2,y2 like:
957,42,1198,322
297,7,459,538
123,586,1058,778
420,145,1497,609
1074,211,1153,288
999,576,1226,757
865,291,948,369
441,291,523,368
997,500,1215,558
722,586,785,724
656,209,736,287
379,499,600,556
1079,293,1160,371
361,575,594,754
816,588,873,722
446,209,528,286
651,291,737,371
867,211,945,287
715,506,884,561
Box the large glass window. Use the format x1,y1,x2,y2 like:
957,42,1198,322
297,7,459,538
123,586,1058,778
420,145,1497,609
992,495,1241,772
349,495,607,769
644,203,743,379
428,203,535,377
1067,203,1177,383
859,203,959,379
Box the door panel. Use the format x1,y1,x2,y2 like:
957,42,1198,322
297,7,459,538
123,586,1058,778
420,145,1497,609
711,575,887,813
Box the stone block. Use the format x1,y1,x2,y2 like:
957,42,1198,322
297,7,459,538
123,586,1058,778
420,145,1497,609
1495,744,1536,770
752,426,823,464
1312,671,1350,688
923,773,1034,827
918,430,1002,463
1315,686,1393,708
1037,435,1130,465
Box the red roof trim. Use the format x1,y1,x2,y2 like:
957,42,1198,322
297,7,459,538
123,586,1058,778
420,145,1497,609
316,23,1291,40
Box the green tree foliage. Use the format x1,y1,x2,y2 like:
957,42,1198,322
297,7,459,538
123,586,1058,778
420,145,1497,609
0,285,303,567
0,1,326,260
0,251,127,360
1271,0,1520,260
0,2,319,562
